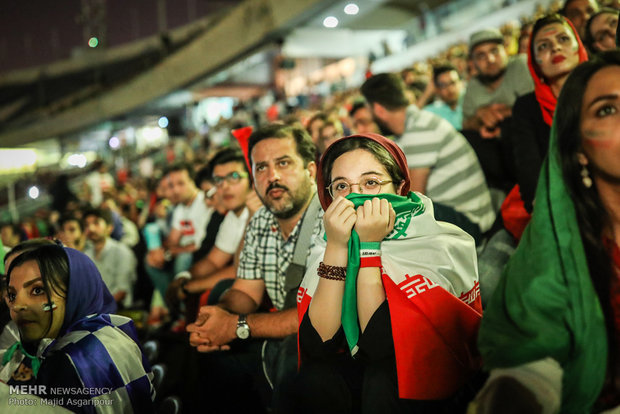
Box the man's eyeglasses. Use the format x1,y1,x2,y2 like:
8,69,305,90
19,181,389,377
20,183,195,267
212,171,249,187
327,177,392,198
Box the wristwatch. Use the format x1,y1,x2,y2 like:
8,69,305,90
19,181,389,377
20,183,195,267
235,314,250,340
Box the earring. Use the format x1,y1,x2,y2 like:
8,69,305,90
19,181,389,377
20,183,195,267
580,164,593,188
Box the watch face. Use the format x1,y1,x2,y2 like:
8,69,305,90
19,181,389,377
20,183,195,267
236,325,250,339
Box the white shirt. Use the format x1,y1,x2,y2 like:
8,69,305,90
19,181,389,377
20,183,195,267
214,208,250,254
84,237,137,308
171,191,212,248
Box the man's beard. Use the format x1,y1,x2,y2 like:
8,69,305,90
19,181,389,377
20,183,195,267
477,67,507,85
373,116,396,137
260,179,314,219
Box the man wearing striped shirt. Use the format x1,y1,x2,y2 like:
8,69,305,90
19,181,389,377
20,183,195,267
361,73,495,241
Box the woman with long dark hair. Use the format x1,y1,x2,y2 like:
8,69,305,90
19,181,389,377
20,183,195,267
476,51,620,413
1,242,154,413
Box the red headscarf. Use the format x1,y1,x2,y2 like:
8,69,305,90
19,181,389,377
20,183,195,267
527,17,588,126
316,133,411,211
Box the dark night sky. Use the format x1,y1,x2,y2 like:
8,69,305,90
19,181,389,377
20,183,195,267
0,0,237,72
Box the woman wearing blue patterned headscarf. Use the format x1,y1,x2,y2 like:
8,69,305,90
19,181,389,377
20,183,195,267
1,242,154,413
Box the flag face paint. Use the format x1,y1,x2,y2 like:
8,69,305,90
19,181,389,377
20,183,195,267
42,302,57,312
583,129,614,148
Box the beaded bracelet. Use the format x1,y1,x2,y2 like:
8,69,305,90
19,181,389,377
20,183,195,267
318,262,347,281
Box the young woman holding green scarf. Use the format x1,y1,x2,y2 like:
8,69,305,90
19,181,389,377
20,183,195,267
475,51,620,413
292,133,483,413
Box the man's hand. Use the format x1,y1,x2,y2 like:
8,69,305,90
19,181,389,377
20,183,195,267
476,103,511,128
476,103,511,139
146,248,166,269
354,198,396,243
186,306,237,352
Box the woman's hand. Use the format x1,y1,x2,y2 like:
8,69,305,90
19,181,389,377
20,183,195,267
324,196,357,248
355,198,396,243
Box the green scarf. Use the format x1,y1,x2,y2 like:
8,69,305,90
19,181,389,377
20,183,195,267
2,341,42,377
478,124,607,413
0,239,5,274
340,192,425,354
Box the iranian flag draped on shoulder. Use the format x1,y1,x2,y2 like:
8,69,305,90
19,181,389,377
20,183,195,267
298,191,482,400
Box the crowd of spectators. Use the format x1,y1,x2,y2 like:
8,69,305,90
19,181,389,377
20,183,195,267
0,0,618,412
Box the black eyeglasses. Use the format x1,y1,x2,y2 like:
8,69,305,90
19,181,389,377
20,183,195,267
212,171,249,187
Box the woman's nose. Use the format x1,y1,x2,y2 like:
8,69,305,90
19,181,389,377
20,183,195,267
11,299,28,311
349,183,363,194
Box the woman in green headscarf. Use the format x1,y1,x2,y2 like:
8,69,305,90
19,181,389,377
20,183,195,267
476,51,620,413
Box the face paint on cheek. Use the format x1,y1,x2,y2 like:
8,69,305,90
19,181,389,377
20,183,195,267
42,302,57,312
583,129,613,148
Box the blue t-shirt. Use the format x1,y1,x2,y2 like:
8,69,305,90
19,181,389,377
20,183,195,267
424,95,464,131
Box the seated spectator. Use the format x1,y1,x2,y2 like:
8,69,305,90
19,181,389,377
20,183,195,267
57,214,86,251
102,196,140,248
475,51,620,413
83,160,115,208
294,133,481,412
510,14,588,213
1,239,59,391
167,149,254,307
349,100,379,134
83,208,137,308
561,0,600,38
318,118,344,153
306,112,328,147
1,242,154,412
361,73,496,240
189,162,228,264
1,223,26,249
424,64,465,130
584,8,619,53
186,124,322,413
145,162,212,298
462,28,534,139
518,22,534,54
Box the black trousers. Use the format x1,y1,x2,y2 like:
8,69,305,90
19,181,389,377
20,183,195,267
193,340,269,414
191,335,299,414
288,356,460,414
